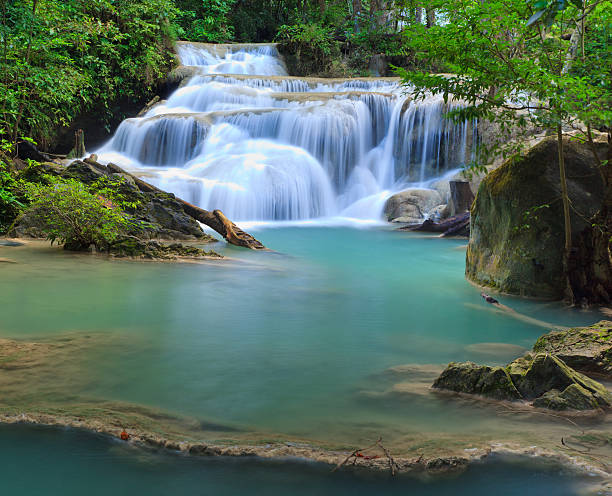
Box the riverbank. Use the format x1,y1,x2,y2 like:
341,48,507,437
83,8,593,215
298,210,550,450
0,406,610,493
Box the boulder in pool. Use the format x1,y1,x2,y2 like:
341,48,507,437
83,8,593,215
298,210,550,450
512,353,611,409
532,321,612,377
433,353,612,411
432,362,521,401
384,188,442,223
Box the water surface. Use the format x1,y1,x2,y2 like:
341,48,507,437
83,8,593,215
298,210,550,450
0,227,606,448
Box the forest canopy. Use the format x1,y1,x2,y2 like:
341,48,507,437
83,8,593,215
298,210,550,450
1,0,609,148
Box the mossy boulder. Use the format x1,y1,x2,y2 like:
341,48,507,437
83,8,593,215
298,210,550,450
532,384,603,411
432,362,522,400
433,353,612,411
532,321,612,377
466,137,607,299
511,353,611,407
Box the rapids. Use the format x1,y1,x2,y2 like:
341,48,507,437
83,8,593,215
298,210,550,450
96,43,475,222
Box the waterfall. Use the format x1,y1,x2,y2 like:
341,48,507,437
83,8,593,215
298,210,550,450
96,42,475,222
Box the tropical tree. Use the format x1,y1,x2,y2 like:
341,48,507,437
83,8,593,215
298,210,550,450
397,0,611,302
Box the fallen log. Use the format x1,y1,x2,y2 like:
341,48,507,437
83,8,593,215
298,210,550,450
106,161,266,250
401,211,470,237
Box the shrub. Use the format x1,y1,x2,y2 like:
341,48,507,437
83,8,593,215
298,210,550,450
25,176,134,251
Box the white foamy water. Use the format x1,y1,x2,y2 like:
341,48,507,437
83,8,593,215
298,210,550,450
96,42,476,222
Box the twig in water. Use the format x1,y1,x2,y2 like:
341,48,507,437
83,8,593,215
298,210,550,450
332,438,380,473
377,438,400,476
332,437,399,476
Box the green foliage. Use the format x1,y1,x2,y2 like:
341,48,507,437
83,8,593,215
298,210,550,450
24,176,135,250
396,0,611,167
276,22,344,76
174,0,236,42
0,135,27,232
514,204,551,233
0,0,179,147
277,22,339,57
0,163,25,232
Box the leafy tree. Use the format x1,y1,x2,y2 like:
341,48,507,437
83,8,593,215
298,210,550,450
0,0,179,149
397,0,611,302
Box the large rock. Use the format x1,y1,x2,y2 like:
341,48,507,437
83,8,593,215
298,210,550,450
532,384,599,411
384,188,442,223
432,362,521,400
10,160,213,242
532,321,612,377
512,353,610,405
466,137,607,299
433,352,612,411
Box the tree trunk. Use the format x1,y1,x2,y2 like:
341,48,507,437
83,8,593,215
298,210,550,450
318,0,325,16
415,6,423,24
67,129,86,159
370,0,389,27
449,180,475,216
352,0,362,32
557,125,574,303
425,7,435,28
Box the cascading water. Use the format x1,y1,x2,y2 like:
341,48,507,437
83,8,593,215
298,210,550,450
96,42,475,222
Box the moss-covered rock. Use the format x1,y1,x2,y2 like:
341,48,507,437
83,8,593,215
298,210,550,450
433,352,612,411
10,160,216,243
432,362,522,400
466,137,607,299
532,320,612,377
512,353,611,407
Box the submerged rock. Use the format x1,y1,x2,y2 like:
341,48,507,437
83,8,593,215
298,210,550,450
110,238,222,260
532,320,612,377
466,136,607,299
433,352,612,411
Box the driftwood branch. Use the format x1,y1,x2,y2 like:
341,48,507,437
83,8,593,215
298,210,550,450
105,162,266,250
402,211,470,237
332,437,399,476
376,438,400,476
